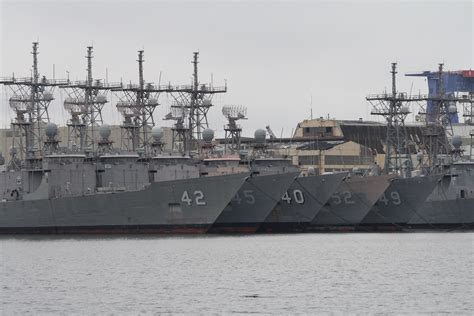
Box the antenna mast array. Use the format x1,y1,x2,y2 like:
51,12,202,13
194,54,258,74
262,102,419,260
222,105,247,153
461,91,474,159
367,63,416,175
414,64,468,172
0,42,68,167
60,46,121,153
112,50,176,155
169,52,227,152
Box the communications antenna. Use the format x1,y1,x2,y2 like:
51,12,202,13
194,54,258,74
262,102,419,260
60,46,121,153
0,42,68,167
222,105,247,153
169,52,227,152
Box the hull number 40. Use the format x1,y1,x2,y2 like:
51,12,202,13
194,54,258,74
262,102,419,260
281,189,305,204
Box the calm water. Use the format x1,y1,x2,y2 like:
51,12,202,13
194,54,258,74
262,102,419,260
1,233,473,314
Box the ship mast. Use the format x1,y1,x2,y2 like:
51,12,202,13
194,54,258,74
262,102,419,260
367,63,415,175
113,50,177,155
60,46,121,153
169,52,227,153
0,42,68,168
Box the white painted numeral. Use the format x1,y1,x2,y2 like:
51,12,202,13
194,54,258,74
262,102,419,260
293,189,305,204
332,194,342,205
332,191,354,205
243,190,255,204
391,191,401,205
282,191,292,204
232,193,242,204
181,190,206,206
378,191,402,206
181,191,192,205
194,190,206,205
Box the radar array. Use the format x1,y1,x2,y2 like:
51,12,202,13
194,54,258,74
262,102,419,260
222,105,247,153
0,43,231,159
163,104,189,153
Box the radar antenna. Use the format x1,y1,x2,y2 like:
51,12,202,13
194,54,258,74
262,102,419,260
164,104,190,153
222,105,247,153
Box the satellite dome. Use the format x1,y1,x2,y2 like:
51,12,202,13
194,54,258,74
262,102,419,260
9,146,17,157
45,122,58,138
151,126,163,141
147,98,159,105
202,128,214,142
202,99,212,107
254,129,266,143
42,92,54,101
448,105,457,114
96,95,107,103
401,105,410,114
99,124,112,140
416,152,424,162
307,166,316,176
452,135,462,149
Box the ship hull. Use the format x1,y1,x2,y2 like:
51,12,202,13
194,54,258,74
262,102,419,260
408,199,474,230
0,173,248,234
308,175,392,231
358,175,440,231
258,172,346,233
208,172,299,234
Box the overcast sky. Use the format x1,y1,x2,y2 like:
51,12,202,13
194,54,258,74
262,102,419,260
0,0,472,137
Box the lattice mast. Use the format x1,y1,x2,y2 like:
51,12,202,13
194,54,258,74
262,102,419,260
170,52,227,152
419,64,460,172
61,46,119,152
460,86,474,159
113,50,162,155
367,63,413,175
222,105,247,154
0,42,67,167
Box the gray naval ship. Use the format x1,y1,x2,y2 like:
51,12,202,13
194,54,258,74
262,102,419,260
196,129,300,234
0,125,249,234
358,175,441,231
199,128,348,234
409,161,474,230
0,43,253,234
256,160,347,233
309,172,393,231
405,136,474,229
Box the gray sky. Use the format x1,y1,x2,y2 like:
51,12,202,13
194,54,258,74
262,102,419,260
1,0,472,137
